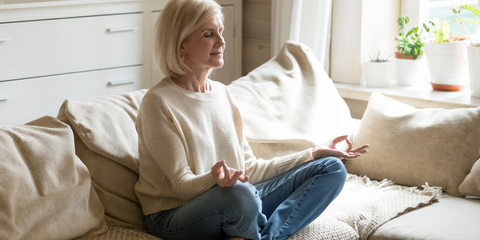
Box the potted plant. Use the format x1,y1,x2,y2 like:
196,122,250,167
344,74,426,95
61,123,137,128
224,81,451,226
452,5,480,97
425,16,470,91
364,51,391,88
394,16,433,86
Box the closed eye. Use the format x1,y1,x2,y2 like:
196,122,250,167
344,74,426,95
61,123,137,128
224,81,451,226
203,28,224,38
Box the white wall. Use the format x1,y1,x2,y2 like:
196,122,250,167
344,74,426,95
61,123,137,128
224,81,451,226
330,0,363,84
331,0,401,85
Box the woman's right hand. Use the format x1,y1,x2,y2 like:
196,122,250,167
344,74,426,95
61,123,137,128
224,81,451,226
211,161,249,187
312,135,369,160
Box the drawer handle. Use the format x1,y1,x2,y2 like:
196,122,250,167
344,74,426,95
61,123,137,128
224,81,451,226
0,93,10,101
0,37,11,42
107,26,138,32
108,78,138,86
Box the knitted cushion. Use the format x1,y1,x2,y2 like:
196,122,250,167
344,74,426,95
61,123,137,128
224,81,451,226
85,227,161,240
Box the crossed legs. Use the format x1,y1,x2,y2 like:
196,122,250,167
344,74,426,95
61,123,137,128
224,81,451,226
145,157,346,240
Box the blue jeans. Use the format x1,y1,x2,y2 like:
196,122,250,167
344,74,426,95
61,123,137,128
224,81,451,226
145,157,347,240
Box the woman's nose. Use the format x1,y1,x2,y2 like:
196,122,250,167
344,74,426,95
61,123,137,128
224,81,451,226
216,33,225,46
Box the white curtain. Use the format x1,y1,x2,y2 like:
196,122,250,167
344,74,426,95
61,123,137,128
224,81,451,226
271,0,333,73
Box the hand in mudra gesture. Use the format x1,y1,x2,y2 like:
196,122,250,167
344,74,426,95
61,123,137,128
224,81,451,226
312,135,370,160
211,160,249,187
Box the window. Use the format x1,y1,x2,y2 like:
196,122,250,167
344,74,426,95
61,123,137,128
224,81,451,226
427,0,479,40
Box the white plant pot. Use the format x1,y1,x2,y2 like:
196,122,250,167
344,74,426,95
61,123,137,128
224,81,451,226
364,60,391,88
468,45,480,98
395,57,423,86
425,41,469,91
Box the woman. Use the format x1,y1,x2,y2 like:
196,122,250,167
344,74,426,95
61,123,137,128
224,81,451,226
135,0,370,239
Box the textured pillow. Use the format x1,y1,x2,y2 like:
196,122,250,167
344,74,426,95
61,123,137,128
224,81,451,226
346,93,480,196
57,89,147,229
0,116,107,239
228,41,354,159
459,158,480,196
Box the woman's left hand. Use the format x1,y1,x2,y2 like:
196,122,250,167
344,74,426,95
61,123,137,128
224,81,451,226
211,161,249,187
312,135,369,160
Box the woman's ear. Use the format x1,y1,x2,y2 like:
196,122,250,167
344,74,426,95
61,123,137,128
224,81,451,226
180,43,187,56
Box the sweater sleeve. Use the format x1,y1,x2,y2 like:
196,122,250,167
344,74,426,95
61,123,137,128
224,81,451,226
137,93,217,201
243,135,314,185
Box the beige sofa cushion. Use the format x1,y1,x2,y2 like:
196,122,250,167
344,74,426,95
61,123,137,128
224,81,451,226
228,41,354,159
58,89,147,230
71,131,145,229
459,158,480,197
0,116,107,240
369,195,480,240
346,93,480,196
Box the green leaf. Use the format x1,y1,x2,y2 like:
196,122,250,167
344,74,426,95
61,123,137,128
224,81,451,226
395,15,432,57
454,5,480,18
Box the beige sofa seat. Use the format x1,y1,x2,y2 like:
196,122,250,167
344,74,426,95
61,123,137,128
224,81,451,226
370,195,480,240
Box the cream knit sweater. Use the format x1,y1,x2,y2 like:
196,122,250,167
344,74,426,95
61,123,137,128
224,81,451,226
135,77,313,215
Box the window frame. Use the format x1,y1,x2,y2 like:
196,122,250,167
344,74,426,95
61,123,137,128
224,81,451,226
404,0,480,39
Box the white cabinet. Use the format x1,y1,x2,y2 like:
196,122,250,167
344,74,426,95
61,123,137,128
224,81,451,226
0,0,146,125
0,13,143,81
0,66,143,125
0,0,242,125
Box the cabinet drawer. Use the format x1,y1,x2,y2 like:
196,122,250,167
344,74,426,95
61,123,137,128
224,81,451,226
0,13,143,81
0,66,144,125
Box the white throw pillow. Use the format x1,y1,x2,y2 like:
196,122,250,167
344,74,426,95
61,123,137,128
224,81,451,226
228,41,354,159
346,93,480,196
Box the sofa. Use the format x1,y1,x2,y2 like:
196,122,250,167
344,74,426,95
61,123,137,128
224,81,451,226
1,41,480,240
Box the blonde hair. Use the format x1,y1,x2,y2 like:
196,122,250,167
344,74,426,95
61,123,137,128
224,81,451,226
155,0,224,77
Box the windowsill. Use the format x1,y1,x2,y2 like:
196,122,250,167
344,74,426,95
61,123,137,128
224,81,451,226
334,81,480,109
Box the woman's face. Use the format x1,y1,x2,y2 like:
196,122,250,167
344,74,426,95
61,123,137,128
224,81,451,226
181,14,225,74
